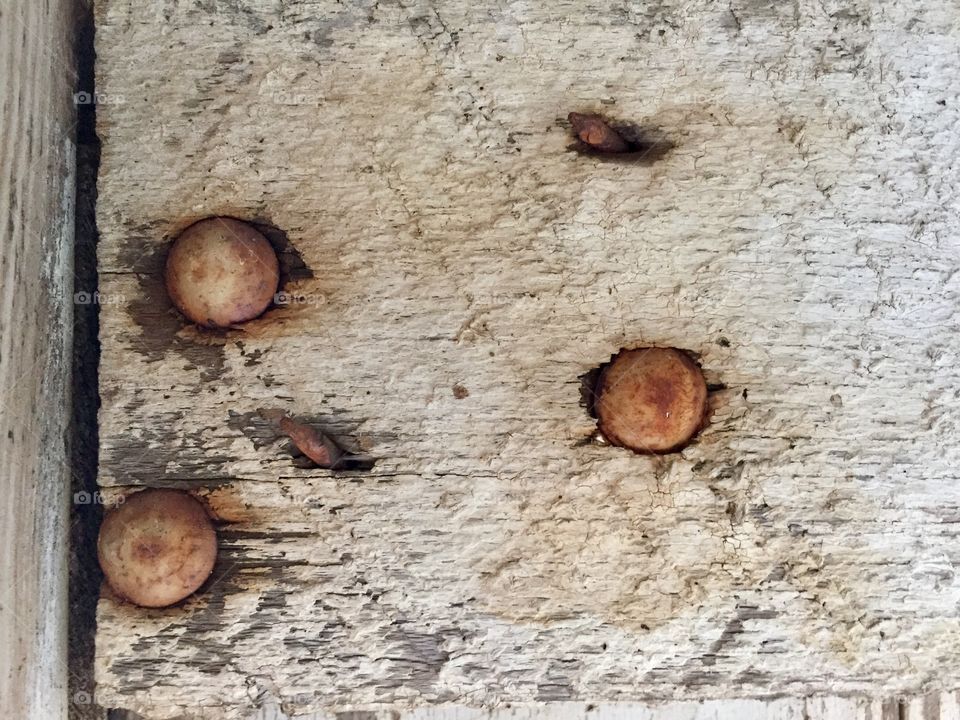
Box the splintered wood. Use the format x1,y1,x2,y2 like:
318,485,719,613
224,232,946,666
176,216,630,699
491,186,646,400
94,0,960,717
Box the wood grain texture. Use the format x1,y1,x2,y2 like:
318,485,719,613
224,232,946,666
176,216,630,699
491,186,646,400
0,1,77,718
247,692,960,720
94,0,960,717
105,690,960,720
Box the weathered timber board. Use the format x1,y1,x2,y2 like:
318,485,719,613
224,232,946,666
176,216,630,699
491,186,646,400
0,1,77,717
248,692,960,720
95,0,960,717
103,690,960,720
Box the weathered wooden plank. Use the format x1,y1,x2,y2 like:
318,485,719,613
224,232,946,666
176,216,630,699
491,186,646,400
244,692,960,720
0,1,78,718
105,690,960,720
94,0,960,717
108,690,960,720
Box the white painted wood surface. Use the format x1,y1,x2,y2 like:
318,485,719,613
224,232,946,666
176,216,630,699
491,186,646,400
105,690,960,720
250,692,960,720
0,1,77,718
94,0,960,717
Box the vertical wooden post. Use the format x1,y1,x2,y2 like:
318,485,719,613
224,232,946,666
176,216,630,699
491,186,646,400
0,1,77,717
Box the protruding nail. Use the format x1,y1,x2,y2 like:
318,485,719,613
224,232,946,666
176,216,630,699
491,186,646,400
165,217,280,328
259,408,346,469
568,112,630,153
594,347,708,454
97,489,218,608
